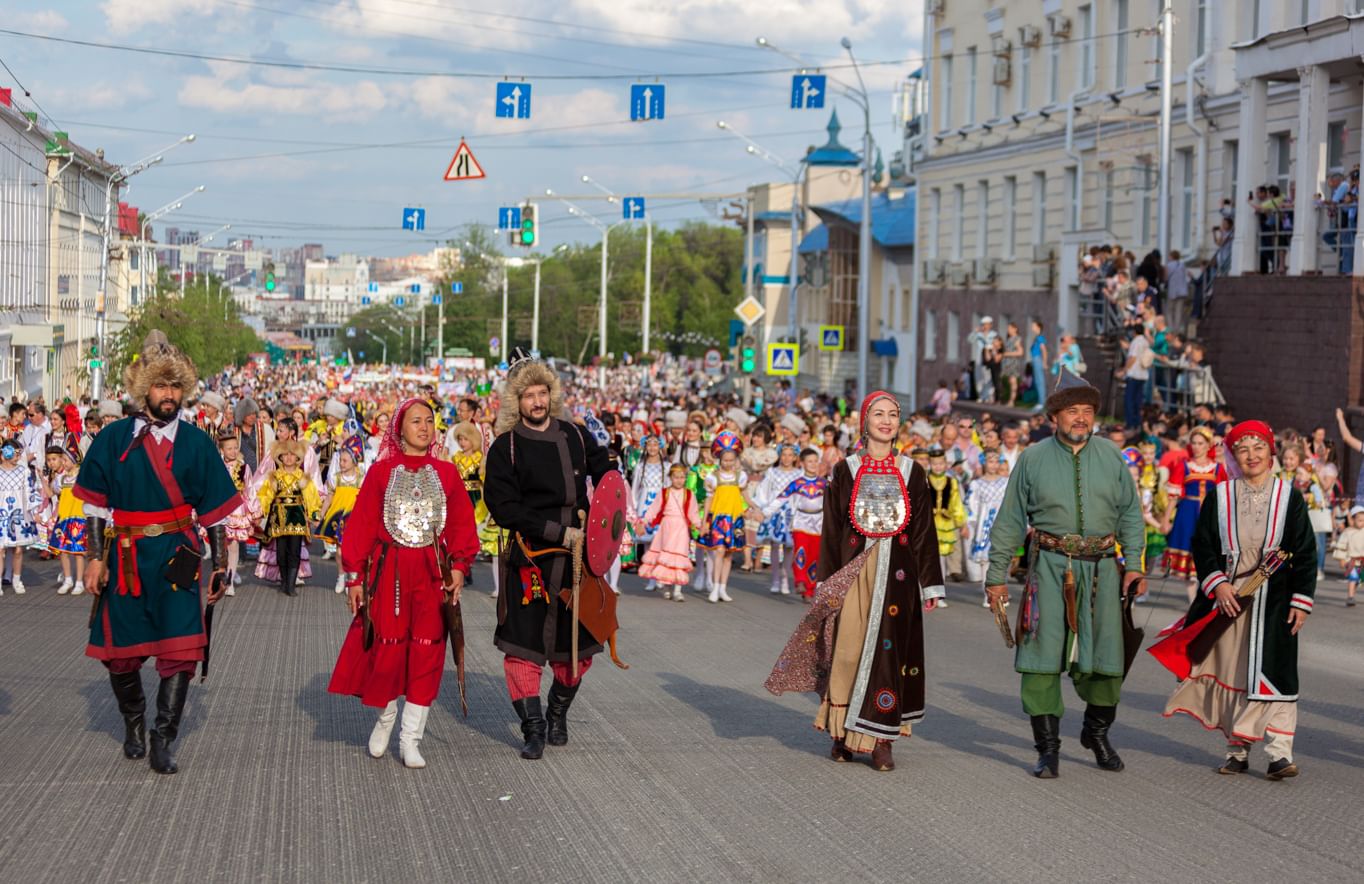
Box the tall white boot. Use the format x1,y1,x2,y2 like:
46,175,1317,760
334,570,346,594
367,700,399,758
717,582,734,603
399,702,430,769
707,581,720,603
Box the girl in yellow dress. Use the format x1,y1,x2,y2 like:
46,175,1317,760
258,439,322,598
698,431,748,603
44,445,86,595
450,422,489,523
318,435,365,593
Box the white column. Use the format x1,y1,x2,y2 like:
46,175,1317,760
1232,77,1268,275
1289,65,1329,275
1354,78,1364,277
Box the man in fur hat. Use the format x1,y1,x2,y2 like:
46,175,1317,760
308,398,348,482
483,348,614,761
75,331,242,775
984,368,1148,779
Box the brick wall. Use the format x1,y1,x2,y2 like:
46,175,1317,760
1200,274,1363,439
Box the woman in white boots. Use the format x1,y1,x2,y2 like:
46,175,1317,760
326,398,479,768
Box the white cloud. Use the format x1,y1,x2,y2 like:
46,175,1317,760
177,74,388,119
15,10,70,31
101,0,228,34
562,0,918,46
46,79,153,112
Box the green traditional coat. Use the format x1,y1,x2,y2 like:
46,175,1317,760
986,435,1147,677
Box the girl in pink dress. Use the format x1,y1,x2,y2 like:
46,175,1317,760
637,464,701,602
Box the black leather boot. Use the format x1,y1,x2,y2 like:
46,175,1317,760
512,697,546,760
1030,714,1061,779
1079,704,1125,772
545,681,580,747
283,564,298,597
108,671,146,760
149,671,191,775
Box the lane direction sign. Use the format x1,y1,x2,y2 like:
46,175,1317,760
451,281,463,294
443,139,486,181
495,82,532,119
402,207,425,231
498,206,522,230
790,74,827,109
394,295,406,308
630,84,666,121
623,197,646,220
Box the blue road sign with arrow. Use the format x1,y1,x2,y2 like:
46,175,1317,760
431,294,442,306
361,296,371,305
394,296,406,307
630,84,666,121
410,283,421,294
402,207,426,231
498,206,522,230
495,82,532,119
623,197,646,220
790,74,827,109
451,281,463,294
368,282,378,292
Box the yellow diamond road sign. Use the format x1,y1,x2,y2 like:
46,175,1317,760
818,325,844,351
734,295,765,326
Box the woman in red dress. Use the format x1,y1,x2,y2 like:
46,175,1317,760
327,398,478,769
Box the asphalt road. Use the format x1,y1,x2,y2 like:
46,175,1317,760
0,550,1361,883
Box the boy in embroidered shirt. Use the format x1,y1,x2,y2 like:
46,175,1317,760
762,448,827,600
1333,505,1364,606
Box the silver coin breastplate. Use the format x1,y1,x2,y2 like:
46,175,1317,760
848,455,911,538
383,464,446,547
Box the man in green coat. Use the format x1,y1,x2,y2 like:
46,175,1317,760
986,369,1147,778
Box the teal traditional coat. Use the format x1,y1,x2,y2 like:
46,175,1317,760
74,417,241,661
986,435,1147,677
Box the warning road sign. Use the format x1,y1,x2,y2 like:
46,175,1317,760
818,325,844,351
443,140,486,181
766,343,799,376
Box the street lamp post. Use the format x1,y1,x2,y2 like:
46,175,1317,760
581,175,654,354
180,222,230,298
531,244,569,353
546,189,626,389
842,37,874,402
92,133,196,399
140,185,205,304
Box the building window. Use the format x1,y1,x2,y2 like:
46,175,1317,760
1270,132,1291,195
1003,176,1018,258
976,180,990,258
1178,147,1194,250
966,46,978,125
991,55,1005,119
1328,121,1347,175
947,311,961,363
1065,166,1080,231
940,53,954,131
952,184,965,261
1017,44,1032,112
1113,0,1129,90
1078,5,1094,91
1224,139,1239,204
1102,168,1115,231
1137,161,1153,246
828,224,859,346
1047,28,1061,104
1031,171,1047,247
924,309,938,360
928,188,941,259
1195,0,1208,57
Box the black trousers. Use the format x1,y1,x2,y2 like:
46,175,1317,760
276,536,304,594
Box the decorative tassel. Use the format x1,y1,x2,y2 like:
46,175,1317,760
1062,558,1078,634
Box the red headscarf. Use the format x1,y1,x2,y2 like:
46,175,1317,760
376,397,435,463
1224,419,1275,455
858,390,899,430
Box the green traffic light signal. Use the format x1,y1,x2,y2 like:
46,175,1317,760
520,203,536,247
265,272,276,292
741,346,755,373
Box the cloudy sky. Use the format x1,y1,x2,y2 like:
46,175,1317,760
3,1,925,256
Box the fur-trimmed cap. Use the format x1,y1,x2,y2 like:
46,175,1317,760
199,391,227,413
495,348,563,435
123,330,197,405
270,438,306,462
322,398,349,421
1045,367,1102,415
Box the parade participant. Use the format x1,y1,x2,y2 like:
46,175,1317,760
249,417,320,585
44,445,86,595
197,391,228,437
739,425,777,571
257,439,322,597
630,435,667,590
1135,440,1168,567
75,331,241,774
762,447,827,600
48,409,81,465
698,431,748,604
449,422,487,520
985,369,1148,779
328,398,478,769
0,439,41,595
927,446,969,591
318,436,365,594
753,443,804,595
766,391,944,771
234,397,272,473
217,433,253,595
1163,427,1226,601
1155,421,1317,779
483,349,614,761
965,450,1009,606
636,464,701,601
1333,505,1364,606
309,399,348,482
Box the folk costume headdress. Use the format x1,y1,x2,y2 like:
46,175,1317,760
495,347,563,435
711,430,743,458
340,434,365,465
123,330,197,406
1045,367,1102,415
376,397,434,463
270,438,306,464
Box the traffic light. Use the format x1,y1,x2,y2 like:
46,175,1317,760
740,336,755,373
519,202,537,247
263,260,277,293
87,340,98,359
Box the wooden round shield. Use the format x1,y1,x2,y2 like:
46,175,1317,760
585,470,629,577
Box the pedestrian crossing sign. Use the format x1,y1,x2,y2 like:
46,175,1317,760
818,325,844,351
766,343,799,376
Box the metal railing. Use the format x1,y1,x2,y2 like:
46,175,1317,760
1252,206,1356,275
1149,361,1225,411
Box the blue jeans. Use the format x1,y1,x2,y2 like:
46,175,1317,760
1124,379,1144,430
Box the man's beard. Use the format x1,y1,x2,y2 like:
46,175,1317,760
521,406,549,425
1060,425,1089,445
149,397,180,421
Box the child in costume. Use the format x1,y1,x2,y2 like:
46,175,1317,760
1333,505,1364,607
450,422,488,521
698,431,748,603
318,436,365,594
218,433,254,595
478,456,508,598
43,445,86,595
762,447,827,599
636,464,701,601
1135,440,1168,564
631,435,667,590
257,439,322,597
0,440,40,595
965,450,1009,607
927,446,968,600
753,443,804,595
